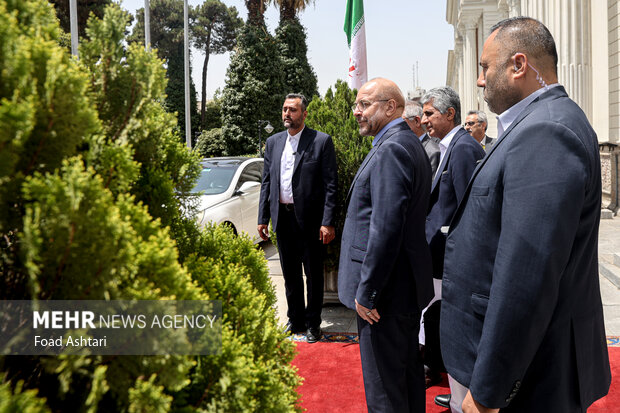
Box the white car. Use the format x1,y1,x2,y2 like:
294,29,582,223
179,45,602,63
192,157,264,243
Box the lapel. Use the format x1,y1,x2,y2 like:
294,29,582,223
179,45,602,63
293,127,313,176
345,122,409,205
431,127,468,193
449,86,568,230
273,131,287,184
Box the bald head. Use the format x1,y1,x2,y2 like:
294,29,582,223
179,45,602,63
354,78,405,136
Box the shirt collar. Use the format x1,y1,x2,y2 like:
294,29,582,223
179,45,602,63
287,126,304,142
496,83,561,137
372,118,405,146
439,125,461,150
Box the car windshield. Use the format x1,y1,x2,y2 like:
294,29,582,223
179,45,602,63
192,165,238,195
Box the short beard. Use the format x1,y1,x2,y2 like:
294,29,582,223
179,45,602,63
485,62,521,114
284,119,300,130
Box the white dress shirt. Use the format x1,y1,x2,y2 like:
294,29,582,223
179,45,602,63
496,83,561,137
438,125,462,166
279,127,304,204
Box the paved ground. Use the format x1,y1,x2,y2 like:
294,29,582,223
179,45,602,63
263,215,620,336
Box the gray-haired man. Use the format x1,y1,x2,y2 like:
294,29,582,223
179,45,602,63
464,110,495,152
403,100,441,177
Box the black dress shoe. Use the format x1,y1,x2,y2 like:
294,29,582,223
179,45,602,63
434,394,451,408
284,322,304,335
306,326,322,343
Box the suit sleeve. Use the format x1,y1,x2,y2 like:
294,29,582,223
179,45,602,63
258,137,272,225
355,141,414,308
469,122,590,407
321,135,338,227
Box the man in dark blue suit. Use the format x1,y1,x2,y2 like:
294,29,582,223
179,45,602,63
338,78,434,412
441,17,611,412
258,93,338,343
419,87,485,404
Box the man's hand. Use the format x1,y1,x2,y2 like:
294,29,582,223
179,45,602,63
319,225,335,244
257,224,269,241
462,391,499,413
355,299,380,325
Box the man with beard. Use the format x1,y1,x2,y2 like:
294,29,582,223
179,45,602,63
440,17,611,412
258,93,338,343
338,78,433,412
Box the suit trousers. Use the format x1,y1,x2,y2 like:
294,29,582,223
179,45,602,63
276,205,325,329
357,311,425,413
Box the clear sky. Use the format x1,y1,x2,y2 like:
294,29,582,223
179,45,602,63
120,0,454,100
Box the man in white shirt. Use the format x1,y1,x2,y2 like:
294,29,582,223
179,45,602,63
258,94,338,343
420,87,485,411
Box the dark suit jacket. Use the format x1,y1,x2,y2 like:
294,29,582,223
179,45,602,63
338,121,433,314
258,127,337,231
425,128,485,278
441,86,611,411
420,133,441,177
482,135,496,153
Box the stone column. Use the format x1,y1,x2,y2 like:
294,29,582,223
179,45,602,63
540,0,593,121
459,14,481,115
454,36,465,106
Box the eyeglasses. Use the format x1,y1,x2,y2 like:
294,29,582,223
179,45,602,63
351,99,390,112
464,121,480,127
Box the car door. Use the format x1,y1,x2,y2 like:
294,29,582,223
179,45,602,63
235,161,263,238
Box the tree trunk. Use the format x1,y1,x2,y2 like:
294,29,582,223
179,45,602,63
200,31,212,131
280,1,296,22
246,0,265,26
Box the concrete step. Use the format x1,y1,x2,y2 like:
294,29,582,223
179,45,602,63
601,261,620,289
614,253,620,267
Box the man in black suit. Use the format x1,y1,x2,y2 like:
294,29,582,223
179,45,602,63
258,93,338,343
403,100,441,177
441,17,610,412
338,78,433,412
420,87,485,411
464,110,495,152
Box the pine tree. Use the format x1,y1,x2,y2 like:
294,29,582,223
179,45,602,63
129,0,199,141
220,24,285,155
192,0,243,131
0,1,300,411
275,17,318,99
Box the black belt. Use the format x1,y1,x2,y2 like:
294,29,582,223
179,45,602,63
280,203,294,212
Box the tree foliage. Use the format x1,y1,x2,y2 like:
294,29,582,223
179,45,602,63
192,0,242,131
275,17,318,100
220,24,285,155
49,0,111,37
305,80,372,269
129,0,199,140
0,1,300,411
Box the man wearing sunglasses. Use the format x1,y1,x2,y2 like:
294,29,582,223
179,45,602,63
464,110,495,153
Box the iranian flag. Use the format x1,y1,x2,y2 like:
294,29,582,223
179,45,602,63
344,0,367,90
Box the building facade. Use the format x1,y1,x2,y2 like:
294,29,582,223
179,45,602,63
446,0,619,211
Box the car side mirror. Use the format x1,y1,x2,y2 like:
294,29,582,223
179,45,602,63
235,181,260,195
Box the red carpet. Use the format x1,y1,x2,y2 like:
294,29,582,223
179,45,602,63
293,341,619,412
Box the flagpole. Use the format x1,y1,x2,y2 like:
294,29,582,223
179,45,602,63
69,0,78,58
184,0,191,149
144,0,151,51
